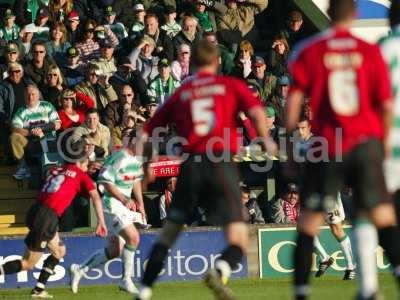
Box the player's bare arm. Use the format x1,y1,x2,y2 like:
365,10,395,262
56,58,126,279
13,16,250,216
103,182,131,205
382,100,394,158
88,189,108,237
132,179,146,218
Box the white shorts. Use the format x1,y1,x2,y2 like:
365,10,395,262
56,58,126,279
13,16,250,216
384,158,400,193
324,194,345,225
104,201,144,236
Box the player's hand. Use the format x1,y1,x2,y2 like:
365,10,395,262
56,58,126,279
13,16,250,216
95,222,107,237
125,200,137,211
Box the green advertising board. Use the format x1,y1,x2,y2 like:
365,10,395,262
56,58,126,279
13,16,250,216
258,226,391,278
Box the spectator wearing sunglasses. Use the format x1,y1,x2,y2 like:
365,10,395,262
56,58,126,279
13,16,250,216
24,41,56,86
39,64,65,109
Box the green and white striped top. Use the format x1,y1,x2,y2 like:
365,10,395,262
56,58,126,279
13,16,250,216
11,100,60,139
98,149,143,211
380,26,400,158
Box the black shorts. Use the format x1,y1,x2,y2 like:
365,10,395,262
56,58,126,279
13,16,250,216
168,154,244,225
25,203,59,252
301,139,389,215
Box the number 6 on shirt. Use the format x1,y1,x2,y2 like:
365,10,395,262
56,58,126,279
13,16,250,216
329,69,360,116
191,98,215,136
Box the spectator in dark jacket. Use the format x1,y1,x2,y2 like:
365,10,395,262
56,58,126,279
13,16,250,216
231,39,254,79
39,64,64,109
266,34,290,77
241,184,265,224
0,42,22,80
173,15,202,54
24,41,56,86
62,46,86,88
65,11,83,46
280,10,306,49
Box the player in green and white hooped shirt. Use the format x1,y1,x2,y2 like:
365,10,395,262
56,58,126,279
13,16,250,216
70,136,146,295
11,85,61,179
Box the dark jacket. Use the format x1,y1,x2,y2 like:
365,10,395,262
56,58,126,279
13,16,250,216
14,0,47,26
148,30,174,63
173,31,202,56
24,57,57,86
103,100,137,129
39,85,63,110
266,50,289,77
109,70,148,105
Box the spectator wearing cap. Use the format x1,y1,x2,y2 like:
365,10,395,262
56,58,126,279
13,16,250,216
45,22,72,67
76,19,101,62
267,34,290,77
241,184,265,224
75,63,117,116
216,0,268,47
130,3,146,41
148,58,180,105
92,39,117,78
24,41,56,87
270,183,300,224
58,89,95,131
103,84,140,129
265,105,283,144
145,97,158,118
0,9,20,43
246,56,277,102
128,35,159,84
173,15,202,54
18,24,38,57
39,64,65,109
86,0,114,24
231,39,254,79
103,6,128,43
0,43,21,79
66,10,82,45
94,25,119,48
160,6,181,38
141,14,174,63
62,46,86,88
268,74,290,126
33,8,50,42
109,56,148,105
0,63,34,163
13,0,47,26
49,0,74,23
111,109,139,149
280,10,306,49
193,0,227,33
203,31,235,75
171,43,193,81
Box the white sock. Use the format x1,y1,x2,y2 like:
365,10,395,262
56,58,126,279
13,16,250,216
80,248,108,272
353,220,378,298
122,244,136,280
215,259,232,279
339,235,355,270
314,236,330,262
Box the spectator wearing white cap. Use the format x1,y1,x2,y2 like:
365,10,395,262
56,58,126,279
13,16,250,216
19,23,38,57
0,43,22,79
171,43,193,81
130,3,146,41
66,10,82,45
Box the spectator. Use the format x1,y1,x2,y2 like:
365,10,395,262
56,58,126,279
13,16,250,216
24,41,56,86
39,64,64,109
271,183,300,224
62,46,86,88
173,15,202,54
143,14,174,62
159,176,177,224
160,5,181,38
203,31,235,75
148,58,180,105
76,63,118,116
76,20,101,63
10,85,61,179
33,8,50,42
216,0,268,46
65,10,82,45
268,74,290,125
128,35,159,84
246,56,277,102
18,24,38,58
109,56,148,105
295,116,313,158
45,22,71,67
112,0,138,30
241,184,265,224
193,0,227,33
144,98,158,119
171,43,193,81
0,42,22,80
280,10,306,49
49,0,74,23
70,108,111,158
58,89,95,131
103,6,128,43
0,9,20,43
92,39,117,78
0,63,34,164
103,84,139,129
130,3,146,41
111,109,139,149
14,0,47,26
266,34,290,77
265,106,283,144
93,25,119,49
231,40,254,79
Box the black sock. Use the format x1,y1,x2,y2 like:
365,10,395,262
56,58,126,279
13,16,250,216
219,245,243,270
2,260,22,274
141,242,169,287
378,226,400,271
34,255,59,292
294,232,314,300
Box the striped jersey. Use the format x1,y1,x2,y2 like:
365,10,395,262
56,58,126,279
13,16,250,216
98,149,143,212
380,27,400,159
11,101,60,139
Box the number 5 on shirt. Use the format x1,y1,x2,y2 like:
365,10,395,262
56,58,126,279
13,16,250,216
191,98,215,136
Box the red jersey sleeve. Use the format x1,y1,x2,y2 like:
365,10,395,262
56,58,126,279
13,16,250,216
234,79,263,112
80,172,96,194
143,94,177,135
76,91,95,113
371,46,393,105
289,48,310,94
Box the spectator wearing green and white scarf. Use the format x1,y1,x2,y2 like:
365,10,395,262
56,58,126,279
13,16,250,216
193,0,227,33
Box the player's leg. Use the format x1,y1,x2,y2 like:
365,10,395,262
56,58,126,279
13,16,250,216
0,248,42,275
313,236,334,278
31,232,66,298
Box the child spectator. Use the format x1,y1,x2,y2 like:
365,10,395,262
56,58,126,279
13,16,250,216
160,6,181,38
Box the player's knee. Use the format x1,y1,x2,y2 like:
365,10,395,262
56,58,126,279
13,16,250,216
225,222,249,251
330,224,345,240
21,259,37,271
297,211,323,236
125,233,140,248
159,221,183,248
371,203,397,228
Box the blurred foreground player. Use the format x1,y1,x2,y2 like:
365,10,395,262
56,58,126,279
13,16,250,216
0,140,107,299
286,1,400,299
135,40,276,300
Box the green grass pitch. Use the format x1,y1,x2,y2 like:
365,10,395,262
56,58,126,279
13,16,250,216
0,274,397,299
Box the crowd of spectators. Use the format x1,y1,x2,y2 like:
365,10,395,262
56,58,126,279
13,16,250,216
0,0,313,229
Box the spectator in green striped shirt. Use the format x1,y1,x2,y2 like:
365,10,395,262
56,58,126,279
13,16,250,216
10,85,61,180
